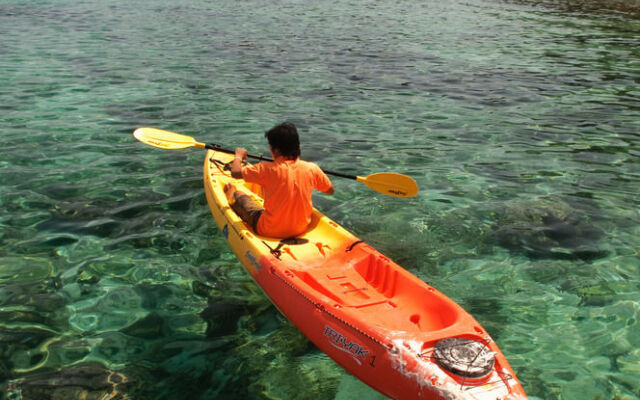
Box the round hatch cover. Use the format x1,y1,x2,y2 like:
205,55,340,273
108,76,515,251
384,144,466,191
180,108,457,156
433,338,495,378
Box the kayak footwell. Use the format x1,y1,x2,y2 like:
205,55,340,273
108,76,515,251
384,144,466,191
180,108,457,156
203,150,527,400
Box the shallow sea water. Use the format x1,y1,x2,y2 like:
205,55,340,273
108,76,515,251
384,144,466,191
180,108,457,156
1,0,639,399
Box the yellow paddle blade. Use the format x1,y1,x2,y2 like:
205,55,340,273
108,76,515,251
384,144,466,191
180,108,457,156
357,172,419,198
133,127,206,150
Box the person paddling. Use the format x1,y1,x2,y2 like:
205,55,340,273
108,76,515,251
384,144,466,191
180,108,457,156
224,122,334,238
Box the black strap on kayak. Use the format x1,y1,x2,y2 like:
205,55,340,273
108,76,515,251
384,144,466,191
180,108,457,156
210,158,230,174
280,237,308,245
262,241,284,259
209,157,247,172
262,238,309,259
346,240,365,252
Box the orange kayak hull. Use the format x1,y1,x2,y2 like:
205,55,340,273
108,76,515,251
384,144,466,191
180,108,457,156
204,150,527,400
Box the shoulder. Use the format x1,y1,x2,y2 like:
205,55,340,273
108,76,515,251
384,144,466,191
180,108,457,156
245,160,275,171
298,160,330,184
297,159,322,172
242,161,274,180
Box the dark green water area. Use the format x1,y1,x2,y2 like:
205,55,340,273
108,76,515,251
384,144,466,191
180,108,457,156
1,0,639,399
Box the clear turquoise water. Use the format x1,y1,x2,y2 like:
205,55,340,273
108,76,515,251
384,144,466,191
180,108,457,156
1,0,639,399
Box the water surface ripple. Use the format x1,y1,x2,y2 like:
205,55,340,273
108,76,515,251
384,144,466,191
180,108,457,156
1,0,639,399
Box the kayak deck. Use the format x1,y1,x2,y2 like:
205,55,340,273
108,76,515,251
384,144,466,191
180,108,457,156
203,150,527,400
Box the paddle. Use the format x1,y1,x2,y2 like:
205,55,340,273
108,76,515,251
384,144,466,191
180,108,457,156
133,127,418,198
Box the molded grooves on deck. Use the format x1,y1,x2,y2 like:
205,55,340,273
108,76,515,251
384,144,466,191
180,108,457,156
355,254,398,298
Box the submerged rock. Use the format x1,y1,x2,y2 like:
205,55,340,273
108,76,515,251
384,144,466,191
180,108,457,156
0,277,68,330
252,353,341,400
76,269,100,285
194,263,272,337
492,197,606,260
0,325,56,380
200,300,247,337
561,278,638,307
192,264,257,298
121,312,164,339
220,323,332,399
0,326,56,347
4,362,130,400
0,277,70,382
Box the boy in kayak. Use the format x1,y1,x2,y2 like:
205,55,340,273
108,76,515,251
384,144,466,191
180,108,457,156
224,122,334,238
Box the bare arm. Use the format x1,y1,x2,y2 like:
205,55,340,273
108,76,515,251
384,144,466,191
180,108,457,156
230,148,247,179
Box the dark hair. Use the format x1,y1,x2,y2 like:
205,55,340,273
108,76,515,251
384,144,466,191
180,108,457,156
265,122,300,160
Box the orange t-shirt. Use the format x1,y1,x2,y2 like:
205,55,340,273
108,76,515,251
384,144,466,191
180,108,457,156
241,157,332,238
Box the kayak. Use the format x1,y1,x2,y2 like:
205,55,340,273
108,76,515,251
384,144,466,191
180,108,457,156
203,150,528,400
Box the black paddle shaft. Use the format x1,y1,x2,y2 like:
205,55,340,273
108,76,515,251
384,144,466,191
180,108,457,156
204,143,357,181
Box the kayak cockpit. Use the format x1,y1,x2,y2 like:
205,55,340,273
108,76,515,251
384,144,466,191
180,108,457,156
288,245,463,335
